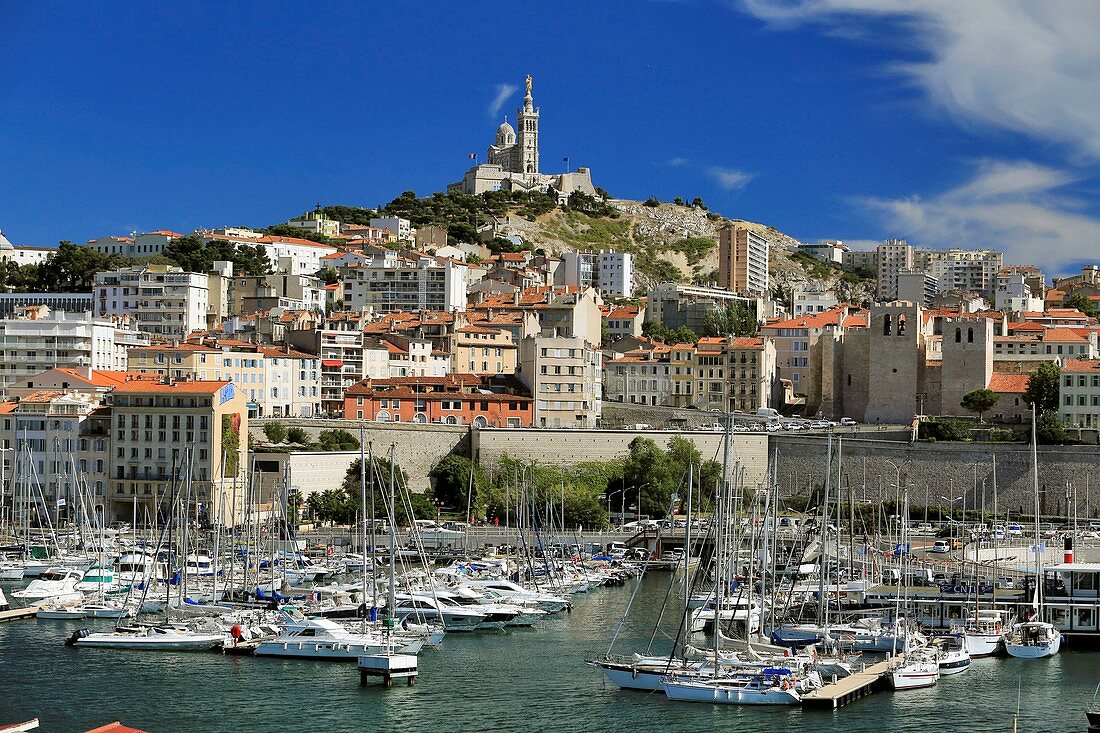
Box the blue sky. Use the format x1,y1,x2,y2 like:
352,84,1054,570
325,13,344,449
2,1,1099,274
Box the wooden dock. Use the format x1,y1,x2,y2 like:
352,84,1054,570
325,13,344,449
801,657,897,709
0,607,37,623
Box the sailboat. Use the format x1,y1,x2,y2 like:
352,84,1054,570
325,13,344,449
1005,408,1062,659
962,456,1013,657
889,491,939,690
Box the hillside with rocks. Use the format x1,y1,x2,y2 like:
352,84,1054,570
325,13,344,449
490,198,874,306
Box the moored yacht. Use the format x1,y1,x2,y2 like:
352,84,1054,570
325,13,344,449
253,608,423,660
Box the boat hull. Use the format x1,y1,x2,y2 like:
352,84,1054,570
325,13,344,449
963,633,1002,658
662,679,801,705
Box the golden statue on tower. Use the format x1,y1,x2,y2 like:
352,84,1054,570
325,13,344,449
525,74,532,96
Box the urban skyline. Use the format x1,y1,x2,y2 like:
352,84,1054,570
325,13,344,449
2,2,1099,275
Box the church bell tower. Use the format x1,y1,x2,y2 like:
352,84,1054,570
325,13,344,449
516,74,540,175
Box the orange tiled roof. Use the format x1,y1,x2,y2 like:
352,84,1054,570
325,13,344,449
1063,359,1100,373
112,379,231,395
988,373,1029,393
52,369,160,387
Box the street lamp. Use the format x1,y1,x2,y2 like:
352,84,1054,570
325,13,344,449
941,495,963,524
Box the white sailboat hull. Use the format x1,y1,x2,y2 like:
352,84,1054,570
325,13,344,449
963,633,1003,658
1005,622,1062,659
662,678,802,705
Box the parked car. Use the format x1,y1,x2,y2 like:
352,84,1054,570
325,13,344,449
996,576,1016,589
931,539,952,553
839,417,857,426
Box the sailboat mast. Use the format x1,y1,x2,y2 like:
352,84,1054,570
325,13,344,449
359,426,367,633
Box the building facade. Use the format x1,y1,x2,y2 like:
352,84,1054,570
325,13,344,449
94,265,210,338
718,226,769,295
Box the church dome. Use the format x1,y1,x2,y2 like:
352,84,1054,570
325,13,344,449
496,119,516,145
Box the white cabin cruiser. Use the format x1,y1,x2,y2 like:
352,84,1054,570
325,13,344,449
254,608,423,660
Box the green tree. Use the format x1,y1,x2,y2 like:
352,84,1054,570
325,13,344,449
36,241,128,292
162,236,272,275
316,267,339,285
1024,362,1061,414
1065,292,1099,318
317,429,360,451
341,457,430,526
690,197,707,210
643,196,660,207
960,388,1000,422
701,302,758,337
262,421,287,443
621,436,722,519
429,454,489,510
1036,410,1075,445
285,426,312,445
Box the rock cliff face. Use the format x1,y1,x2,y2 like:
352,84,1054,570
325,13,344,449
490,199,874,305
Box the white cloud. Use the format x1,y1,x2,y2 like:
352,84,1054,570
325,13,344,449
736,0,1100,157
666,156,690,167
487,83,517,118
856,159,1100,275
707,166,755,190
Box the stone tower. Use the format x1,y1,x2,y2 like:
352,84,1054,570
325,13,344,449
516,74,540,174
940,316,994,417
865,301,927,424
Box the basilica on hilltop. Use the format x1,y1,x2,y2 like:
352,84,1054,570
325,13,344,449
448,75,596,200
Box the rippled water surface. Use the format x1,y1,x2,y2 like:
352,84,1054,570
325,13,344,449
1,576,1097,732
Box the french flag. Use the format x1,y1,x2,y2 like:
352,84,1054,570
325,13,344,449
468,153,477,160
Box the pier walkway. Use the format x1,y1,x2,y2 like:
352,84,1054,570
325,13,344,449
801,657,896,709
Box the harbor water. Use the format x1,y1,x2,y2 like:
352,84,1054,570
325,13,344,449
1,574,1097,733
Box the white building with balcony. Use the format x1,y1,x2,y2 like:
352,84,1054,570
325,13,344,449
94,265,209,338
0,309,148,395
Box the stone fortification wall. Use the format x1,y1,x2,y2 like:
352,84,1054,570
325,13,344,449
474,429,770,487
771,434,1100,518
251,420,468,493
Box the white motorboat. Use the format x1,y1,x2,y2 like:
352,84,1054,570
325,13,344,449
254,609,423,660
662,668,810,705
1005,620,1062,659
929,634,971,675
452,578,570,613
390,595,486,631
960,609,1011,657
11,567,83,605
66,625,226,651
183,553,215,577
116,550,166,585
75,564,118,593
689,596,762,635
889,653,939,690
0,561,25,581
0,587,8,611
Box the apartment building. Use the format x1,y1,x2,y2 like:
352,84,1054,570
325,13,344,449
2,390,111,525
0,309,148,395
876,239,914,301
798,240,846,265
370,217,414,241
127,340,322,418
718,226,769,295
897,270,939,307
286,329,390,416
448,325,517,375
94,265,210,338
343,374,532,427
107,378,247,525
604,305,645,341
604,345,671,406
1061,359,1100,428
647,282,759,333
792,286,840,317
518,335,602,428
562,251,634,297
341,251,467,314
669,343,697,408
919,249,1003,298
